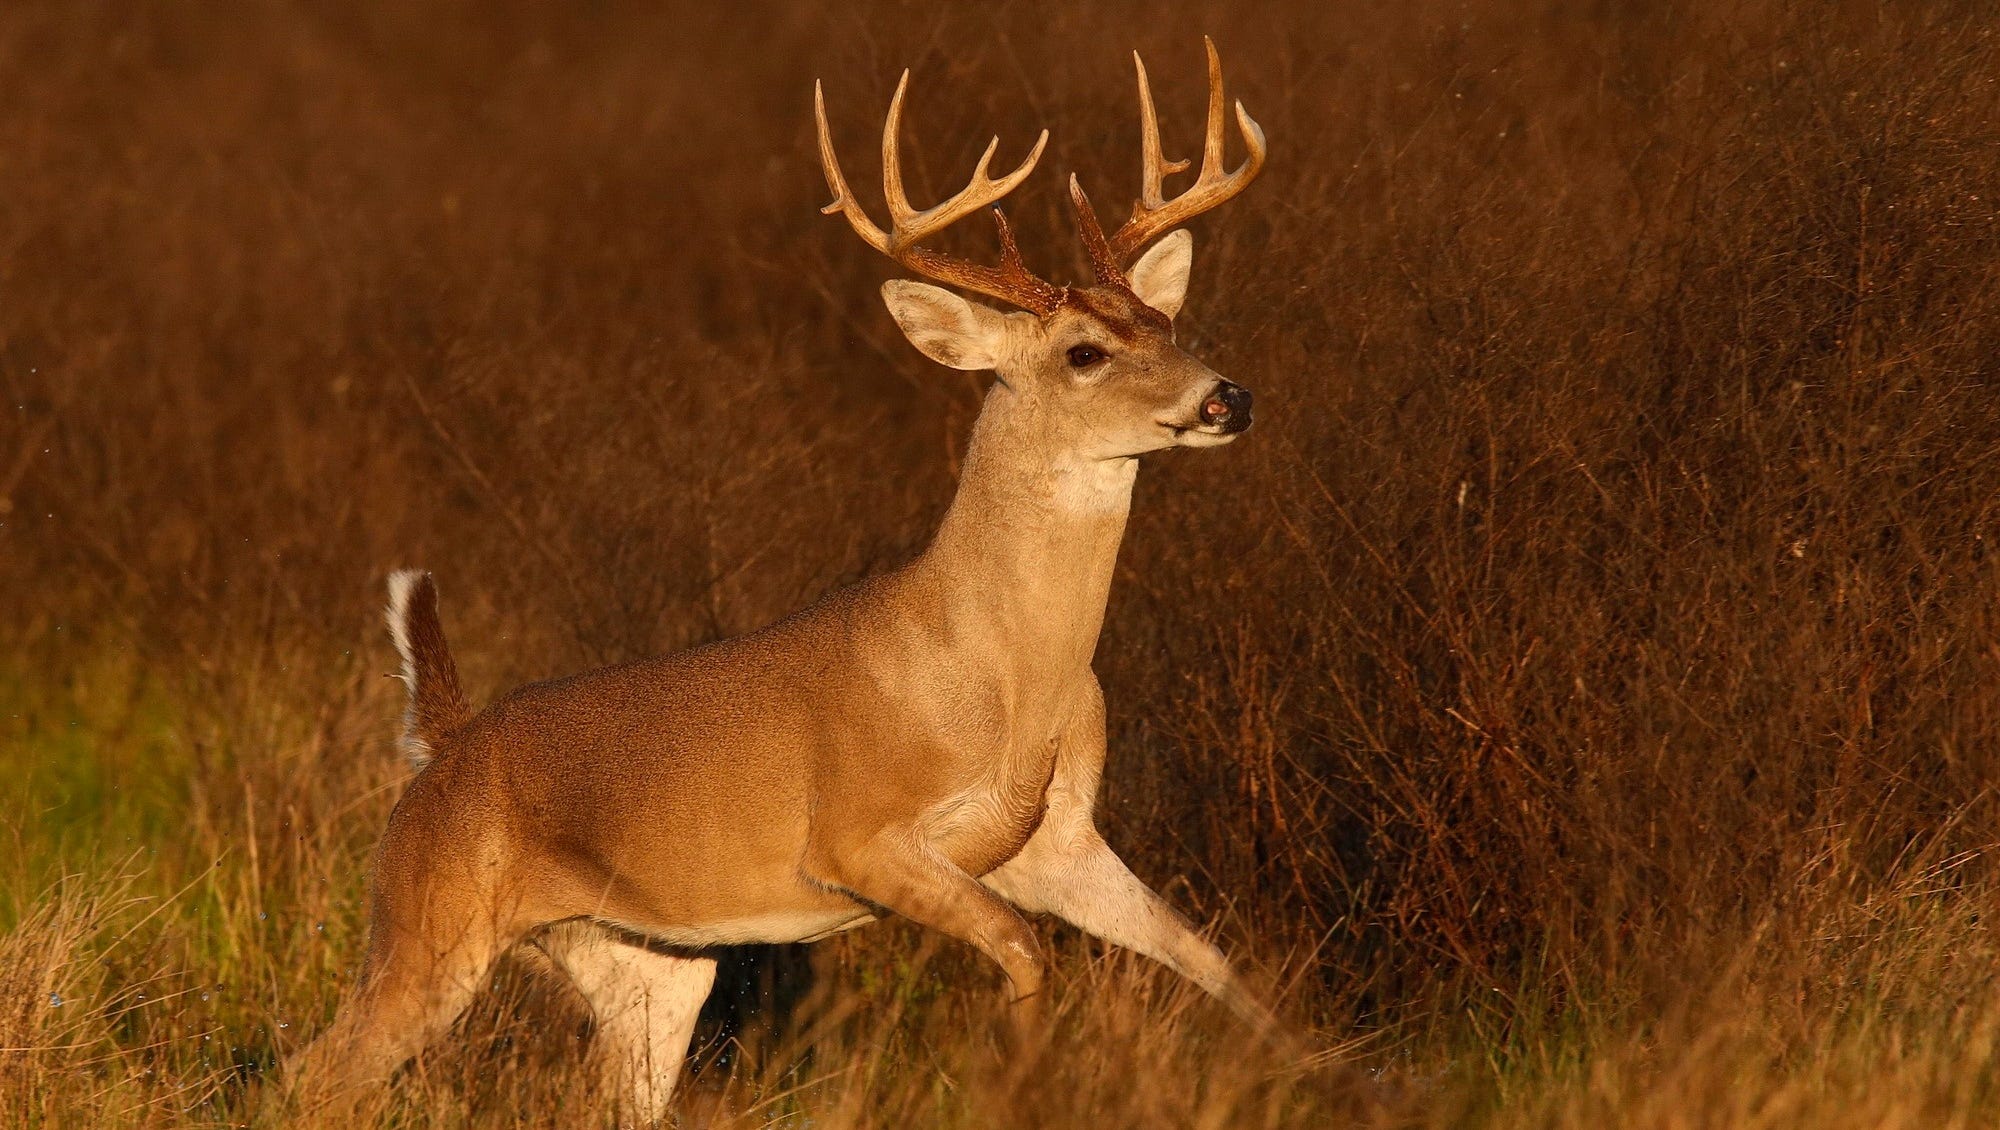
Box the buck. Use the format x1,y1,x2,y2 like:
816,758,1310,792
290,38,1275,1122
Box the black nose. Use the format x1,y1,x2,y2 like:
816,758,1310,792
1199,382,1254,433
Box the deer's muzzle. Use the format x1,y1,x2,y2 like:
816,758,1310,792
1200,382,1254,434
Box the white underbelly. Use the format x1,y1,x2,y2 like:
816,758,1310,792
631,907,877,947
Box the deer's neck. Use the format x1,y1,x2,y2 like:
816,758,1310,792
916,385,1134,702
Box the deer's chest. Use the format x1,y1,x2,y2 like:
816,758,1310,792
912,695,1069,874
868,655,1084,871
923,741,1061,876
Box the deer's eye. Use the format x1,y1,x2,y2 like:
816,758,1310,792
1066,344,1109,369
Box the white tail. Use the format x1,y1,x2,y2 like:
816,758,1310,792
381,569,467,770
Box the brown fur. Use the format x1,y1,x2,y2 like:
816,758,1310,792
287,275,1277,1122
291,58,1273,1119
1061,285,1175,340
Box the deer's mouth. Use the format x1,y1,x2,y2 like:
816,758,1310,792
1161,419,1242,447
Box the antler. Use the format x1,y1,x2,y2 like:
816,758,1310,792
815,71,1064,315
1085,36,1268,274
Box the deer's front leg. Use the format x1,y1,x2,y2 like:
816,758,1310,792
983,678,1281,1035
984,826,1278,1033
837,831,1046,1008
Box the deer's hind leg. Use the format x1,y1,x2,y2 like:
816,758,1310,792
534,921,719,1126
287,890,528,1114
286,795,538,1114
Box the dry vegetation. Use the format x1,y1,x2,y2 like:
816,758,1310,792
5,0,2000,1126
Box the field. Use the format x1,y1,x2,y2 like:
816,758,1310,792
6,0,2000,1125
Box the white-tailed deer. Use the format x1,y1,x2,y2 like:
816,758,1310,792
290,37,1273,1123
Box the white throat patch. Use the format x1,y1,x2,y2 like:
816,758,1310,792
1051,456,1139,515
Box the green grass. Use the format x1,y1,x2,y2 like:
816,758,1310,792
1,653,187,891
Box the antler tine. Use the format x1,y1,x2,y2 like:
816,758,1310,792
816,70,1063,314
882,70,1049,250
1200,37,1229,180
1069,174,1125,286
1106,36,1268,265
1132,51,1191,212
988,206,1037,281
879,71,922,233
816,79,891,255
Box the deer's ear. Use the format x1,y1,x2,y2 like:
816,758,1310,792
1127,230,1193,320
881,280,1009,370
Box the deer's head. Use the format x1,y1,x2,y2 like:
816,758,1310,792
816,38,1265,462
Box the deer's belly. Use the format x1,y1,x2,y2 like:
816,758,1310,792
634,905,876,947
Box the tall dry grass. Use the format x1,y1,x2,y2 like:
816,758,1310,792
4,0,2000,1125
